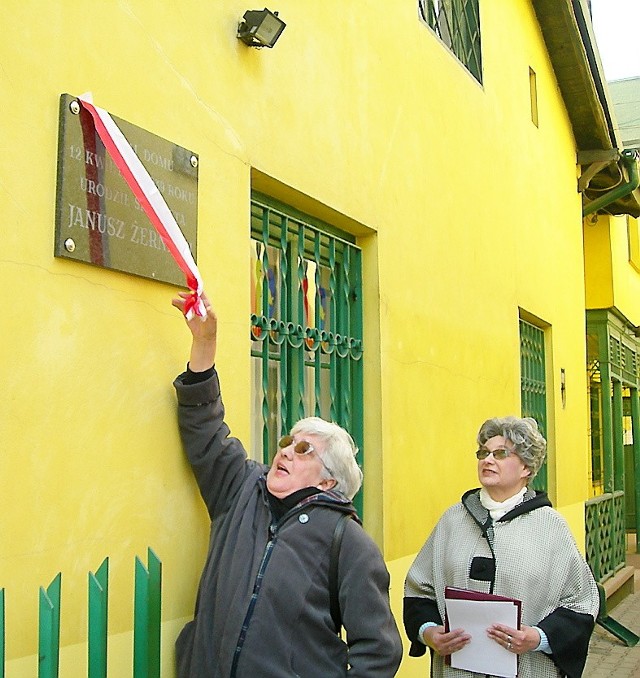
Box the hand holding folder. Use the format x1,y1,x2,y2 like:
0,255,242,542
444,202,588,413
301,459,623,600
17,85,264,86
444,587,521,678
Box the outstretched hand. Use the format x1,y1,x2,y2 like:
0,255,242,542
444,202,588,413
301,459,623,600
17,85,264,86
172,291,217,371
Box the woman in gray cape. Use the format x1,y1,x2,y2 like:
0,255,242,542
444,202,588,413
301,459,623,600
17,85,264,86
404,416,599,678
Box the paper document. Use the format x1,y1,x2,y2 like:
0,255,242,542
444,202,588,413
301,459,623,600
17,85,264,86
445,587,521,678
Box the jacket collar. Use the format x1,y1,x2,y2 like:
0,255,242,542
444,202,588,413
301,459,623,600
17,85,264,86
258,475,360,523
462,487,552,528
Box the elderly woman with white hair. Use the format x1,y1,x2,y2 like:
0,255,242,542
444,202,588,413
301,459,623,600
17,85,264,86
171,292,402,678
404,416,599,678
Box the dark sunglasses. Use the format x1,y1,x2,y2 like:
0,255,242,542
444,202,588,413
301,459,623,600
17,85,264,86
278,435,315,456
475,447,513,460
277,435,334,477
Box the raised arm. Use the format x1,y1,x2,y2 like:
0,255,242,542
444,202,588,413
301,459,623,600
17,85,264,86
172,291,250,519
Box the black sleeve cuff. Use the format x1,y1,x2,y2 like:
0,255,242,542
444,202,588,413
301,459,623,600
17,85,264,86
173,368,220,407
403,596,442,657
538,607,595,678
182,364,215,385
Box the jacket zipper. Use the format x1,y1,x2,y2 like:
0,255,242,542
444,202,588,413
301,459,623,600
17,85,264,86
465,502,497,594
229,526,278,677
228,498,349,676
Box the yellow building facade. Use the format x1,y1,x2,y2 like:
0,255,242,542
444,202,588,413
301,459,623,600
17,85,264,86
1,1,629,676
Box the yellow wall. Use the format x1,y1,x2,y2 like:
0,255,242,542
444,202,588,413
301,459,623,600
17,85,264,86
1,0,593,674
382,0,591,561
609,215,640,326
584,214,616,311
585,214,640,327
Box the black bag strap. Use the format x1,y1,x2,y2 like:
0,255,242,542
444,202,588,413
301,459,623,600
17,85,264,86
329,513,351,634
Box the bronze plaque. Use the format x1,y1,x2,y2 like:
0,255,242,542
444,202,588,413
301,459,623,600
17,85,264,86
55,93,198,286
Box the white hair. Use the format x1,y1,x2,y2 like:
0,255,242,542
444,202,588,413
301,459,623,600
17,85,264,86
290,417,363,500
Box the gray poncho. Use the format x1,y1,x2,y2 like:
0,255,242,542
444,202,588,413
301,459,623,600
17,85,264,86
404,488,599,678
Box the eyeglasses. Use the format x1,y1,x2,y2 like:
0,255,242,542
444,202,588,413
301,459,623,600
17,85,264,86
475,447,513,460
278,435,334,477
278,435,315,456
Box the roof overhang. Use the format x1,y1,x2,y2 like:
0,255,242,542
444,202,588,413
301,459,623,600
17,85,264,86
532,0,640,217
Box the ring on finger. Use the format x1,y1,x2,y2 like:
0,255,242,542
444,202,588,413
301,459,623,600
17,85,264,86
507,641,512,650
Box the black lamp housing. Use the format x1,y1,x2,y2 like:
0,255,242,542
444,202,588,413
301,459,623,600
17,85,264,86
237,8,286,48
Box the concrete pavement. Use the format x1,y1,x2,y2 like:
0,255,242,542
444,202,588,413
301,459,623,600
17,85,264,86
584,562,640,677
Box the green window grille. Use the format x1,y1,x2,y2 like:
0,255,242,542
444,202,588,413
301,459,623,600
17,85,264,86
587,331,605,491
419,0,482,82
587,322,615,495
519,318,547,491
250,194,364,514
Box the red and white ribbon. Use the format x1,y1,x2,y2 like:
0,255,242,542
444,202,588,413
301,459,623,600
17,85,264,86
78,93,206,320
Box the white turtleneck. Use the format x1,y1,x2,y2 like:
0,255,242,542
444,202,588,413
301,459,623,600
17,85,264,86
479,486,527,521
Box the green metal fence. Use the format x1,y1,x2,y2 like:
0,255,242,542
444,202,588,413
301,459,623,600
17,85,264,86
585,491,626,582
0,549,161,677
1,589,4,678
88,558,108,678
39,573,61,677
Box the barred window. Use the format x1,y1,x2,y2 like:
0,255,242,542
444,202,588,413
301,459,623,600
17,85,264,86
250,194,364,513
587,333,604,492
419,0,482,82
519,318,548,491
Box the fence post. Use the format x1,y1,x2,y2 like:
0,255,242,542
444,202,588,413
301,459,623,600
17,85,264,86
1,588,5,678
39,573,61,678
88,558,109,678
133,548,162,678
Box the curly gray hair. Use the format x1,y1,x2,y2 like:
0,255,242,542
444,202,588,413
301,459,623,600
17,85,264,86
290,417,363,500
477,416,547,481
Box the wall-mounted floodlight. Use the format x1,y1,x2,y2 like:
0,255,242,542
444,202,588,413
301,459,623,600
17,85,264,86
237,8,286,48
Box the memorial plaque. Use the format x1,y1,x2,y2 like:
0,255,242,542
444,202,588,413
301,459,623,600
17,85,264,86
54,93,198,286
